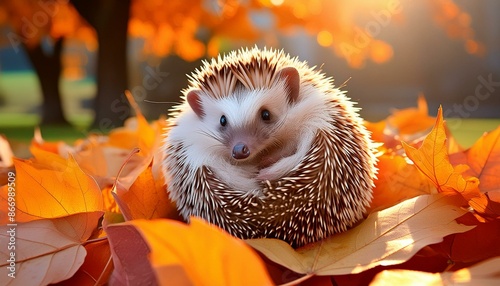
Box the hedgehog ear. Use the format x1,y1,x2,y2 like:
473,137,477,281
186,90,205,118
278,67,300,103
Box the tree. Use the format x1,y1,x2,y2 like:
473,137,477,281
70,0,131,130
0,0,482,128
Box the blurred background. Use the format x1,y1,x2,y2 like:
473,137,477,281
0,0,499,137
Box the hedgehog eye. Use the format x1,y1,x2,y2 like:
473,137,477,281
220,115,227,126
261,109,271,121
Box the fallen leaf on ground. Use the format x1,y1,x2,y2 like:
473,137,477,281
113,160,178,221
368,151,435,213
247,194,473,276
0,156,103,224
370,256,500,286
58,239,113,286
128,217,273,286
402,107,489,215
461,126,500,193
0,212,101,285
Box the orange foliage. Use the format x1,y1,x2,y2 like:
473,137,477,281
0,94,499,285
128,218,273,285
1,0,481,66
428,0,485,56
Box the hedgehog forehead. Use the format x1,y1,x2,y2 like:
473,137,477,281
197,82,288,130
188,48,291,99
227,83,290,123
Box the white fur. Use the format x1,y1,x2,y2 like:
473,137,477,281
166,77,334,192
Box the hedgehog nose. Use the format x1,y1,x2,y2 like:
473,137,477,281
232,143,250,159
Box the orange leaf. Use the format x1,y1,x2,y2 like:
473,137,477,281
32,127,67,155
130,218,273,286
114,162,178,221
368,152,435,213
0,156,103,224
59,239,113,286
402,107,487,213
387,95,436,136
464,126,500,193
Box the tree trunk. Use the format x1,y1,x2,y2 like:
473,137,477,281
70,0,131,132
24,37,68,125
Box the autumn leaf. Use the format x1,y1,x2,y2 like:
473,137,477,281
122,217,274,286
365,96,437,151
368,151,435,213
438,219,500,266
247,194,473,276
462,126,500,193
113,160,179,221
31,127,70,155
370,256,500,286
387,95,435,136
105,223,160,285
402,107,489,214
0,212,102,285
0,156,103,224
60,239,113,286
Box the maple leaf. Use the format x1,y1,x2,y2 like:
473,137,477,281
461,126,500,193
0,212,102,285
107,218,274,286
368,151,435,213
247,194,473,277
0,156,103,224
402,106,489,215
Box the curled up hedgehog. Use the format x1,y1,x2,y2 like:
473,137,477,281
162,47,377,248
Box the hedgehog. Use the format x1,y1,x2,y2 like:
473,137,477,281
162,47,377,248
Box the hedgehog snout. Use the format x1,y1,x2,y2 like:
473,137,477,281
232,142,250,159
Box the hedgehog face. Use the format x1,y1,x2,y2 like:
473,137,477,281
188,82,294,168
185,66,302,170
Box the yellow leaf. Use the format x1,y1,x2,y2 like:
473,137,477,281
247,194,473,276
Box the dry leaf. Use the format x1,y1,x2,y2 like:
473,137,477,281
387,95,435,136
402,107,489,214
129,218,274,286
370,256,500,286
368,151,435,213
247,194,474,276
58,239,113,286
0,156,103,224
113,161,178,221
0,212,101,285
463,126,500,193
105,222,174,285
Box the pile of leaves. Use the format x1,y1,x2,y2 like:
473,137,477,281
1,95,499,285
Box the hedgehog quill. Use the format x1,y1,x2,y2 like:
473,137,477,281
162,47,377,248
